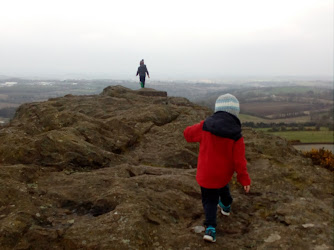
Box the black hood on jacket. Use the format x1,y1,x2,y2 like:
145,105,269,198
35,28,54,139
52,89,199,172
203,111,242,141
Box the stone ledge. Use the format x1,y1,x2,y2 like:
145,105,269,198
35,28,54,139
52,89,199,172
135,88,167,97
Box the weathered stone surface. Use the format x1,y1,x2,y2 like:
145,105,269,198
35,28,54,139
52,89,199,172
135,88,168,97
0,86,332,249
0,85,209,169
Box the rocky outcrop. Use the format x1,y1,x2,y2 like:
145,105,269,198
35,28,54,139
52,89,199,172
0,86,332,249
0,86,209,169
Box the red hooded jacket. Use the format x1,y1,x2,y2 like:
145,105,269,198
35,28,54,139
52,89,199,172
183,111,251,189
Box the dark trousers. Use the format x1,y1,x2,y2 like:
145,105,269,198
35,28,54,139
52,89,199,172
201,184,233,228
139,75,146,87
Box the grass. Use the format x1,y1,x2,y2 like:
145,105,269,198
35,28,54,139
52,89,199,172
239,114,268,123
256,128,334,143
270,86,317,95
239,114,333,143
239,113,311,124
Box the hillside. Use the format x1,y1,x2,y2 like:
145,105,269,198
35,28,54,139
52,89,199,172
193,85,333,128
0,86,332,249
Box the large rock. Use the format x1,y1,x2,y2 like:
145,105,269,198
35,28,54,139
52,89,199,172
0,86,332,249
0,86,209,169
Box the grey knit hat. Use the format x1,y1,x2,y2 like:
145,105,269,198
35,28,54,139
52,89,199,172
214,93,240,117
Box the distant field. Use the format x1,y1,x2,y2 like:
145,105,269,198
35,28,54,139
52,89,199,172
255,129,334,143
269,86,322,95
240,102,313,117
0,103,19,109
239,114,311,123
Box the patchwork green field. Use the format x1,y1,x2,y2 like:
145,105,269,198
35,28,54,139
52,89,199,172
255,128,334,143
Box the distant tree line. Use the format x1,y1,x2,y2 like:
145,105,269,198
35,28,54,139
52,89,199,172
242,121,334,131
242,121,316,128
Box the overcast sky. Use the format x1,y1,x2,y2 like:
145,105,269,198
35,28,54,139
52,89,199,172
0,0,333,80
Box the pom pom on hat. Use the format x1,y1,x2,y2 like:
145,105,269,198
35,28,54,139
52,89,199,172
214,93,240,117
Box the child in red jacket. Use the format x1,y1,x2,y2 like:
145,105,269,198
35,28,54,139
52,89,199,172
183,93,251,243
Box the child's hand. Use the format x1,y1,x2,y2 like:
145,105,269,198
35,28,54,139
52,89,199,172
244,185,250,193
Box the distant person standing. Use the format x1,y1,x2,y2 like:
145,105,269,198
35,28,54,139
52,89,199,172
136,59,149,88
